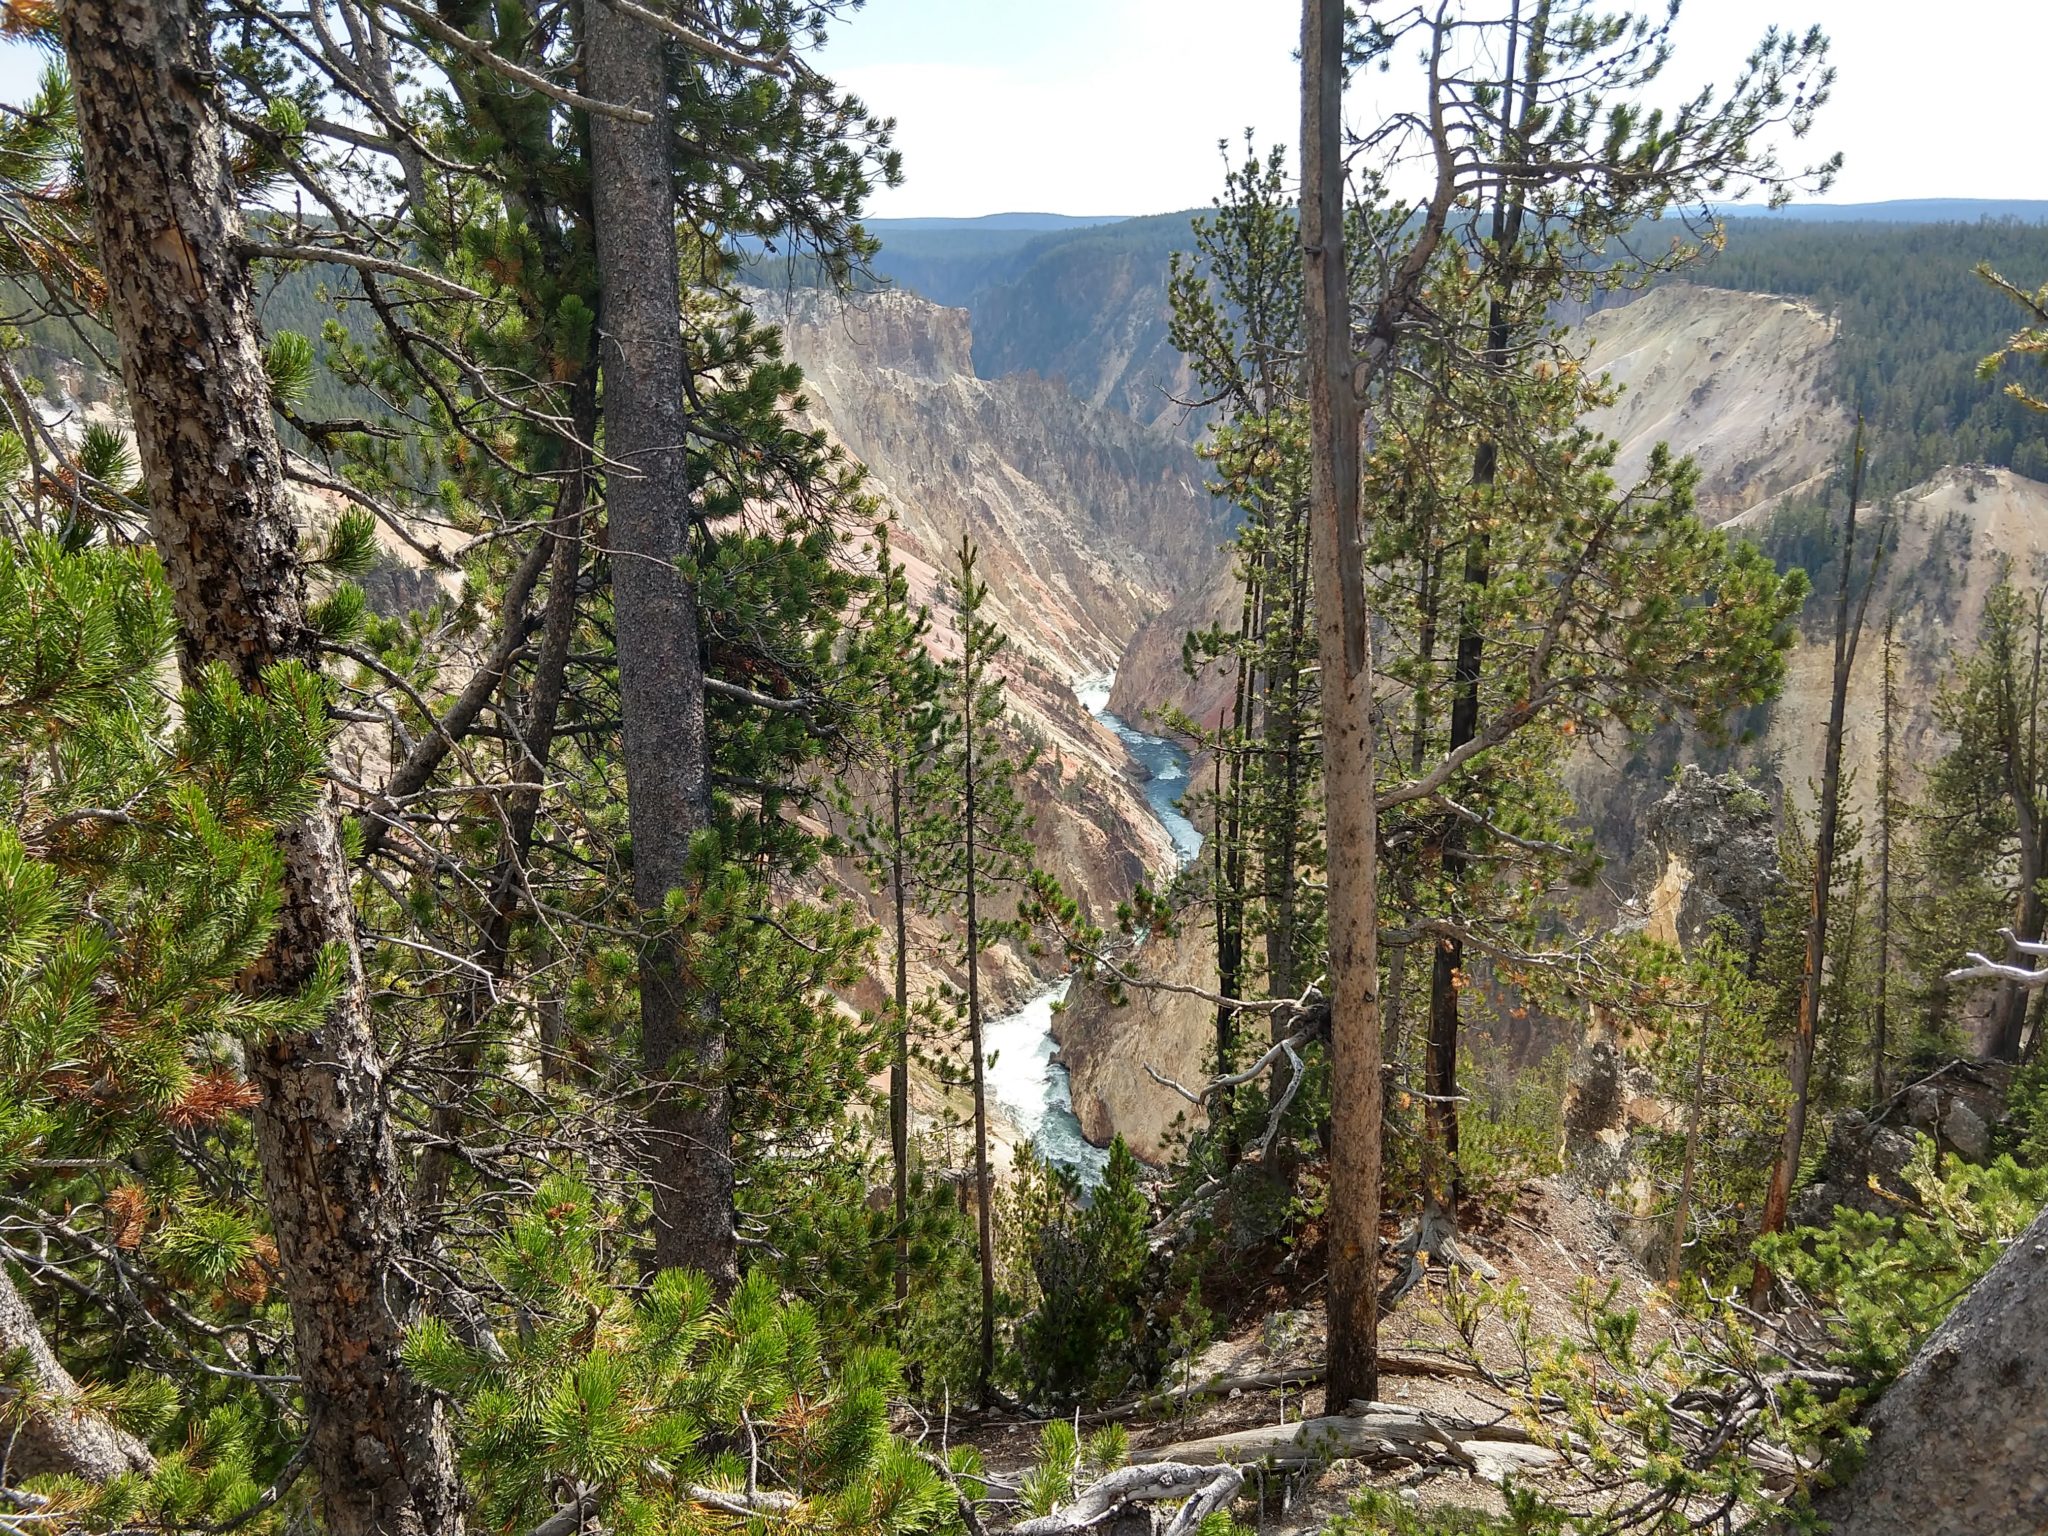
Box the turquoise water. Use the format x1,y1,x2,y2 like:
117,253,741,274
983,676,1201,1185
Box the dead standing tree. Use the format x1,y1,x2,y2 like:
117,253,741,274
1295,0,1836,1409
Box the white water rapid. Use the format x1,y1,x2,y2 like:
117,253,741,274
983,674,1201,1185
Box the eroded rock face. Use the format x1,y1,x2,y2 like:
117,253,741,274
1053,922,1218,1164
747,286,1218,1058
1621,766,1780,956
1566,766,1781,1235
1580,284,1852,525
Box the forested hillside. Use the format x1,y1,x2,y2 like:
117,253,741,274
1697,218,2048,484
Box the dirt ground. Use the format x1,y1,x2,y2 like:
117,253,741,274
954,1177,1667,1531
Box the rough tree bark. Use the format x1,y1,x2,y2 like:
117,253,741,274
60,4,464,1531
585,2,736,1288
1301,0,1384,1413
961,537,996,1401
0,1267,154,1483
1811,1199,2048,1535
1872,614,1895,1099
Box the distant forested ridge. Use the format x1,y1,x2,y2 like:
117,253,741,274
823,207,2048,492
1694,217,2048,486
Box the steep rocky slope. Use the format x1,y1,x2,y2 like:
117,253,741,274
1581,284,1853,522
763,286,1224,678
1738,462,2048,803
1056,922,1220,1161
762,271,2045,1161
754,286,1231,1009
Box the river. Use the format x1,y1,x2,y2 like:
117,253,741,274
983,674,1202,1185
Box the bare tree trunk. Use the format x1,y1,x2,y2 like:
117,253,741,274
416,413,592,1208
1992,589,2048,1062
891,762,912,1303
1264,494,1312,1006
1665,1006,1712,1288
1810,1198,2048,1536
1753,424,1869,1306
0,1267,154,1482
1302,0,1383,1413
1215,566,1260,1143
1995,838,2045,1061
61,5,463,1529
1873,614,1895,1099
1422,0,1542,1213
585,2,734,1288
963,609,995,1402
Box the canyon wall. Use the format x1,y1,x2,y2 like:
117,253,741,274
756,285,1225,1009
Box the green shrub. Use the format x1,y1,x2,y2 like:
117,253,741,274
1010,1137,1154,1404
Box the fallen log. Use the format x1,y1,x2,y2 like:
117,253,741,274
1133,1351,1493,1413
1010,1463,1244,1536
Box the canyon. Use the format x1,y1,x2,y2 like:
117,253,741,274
761,254,2048,1164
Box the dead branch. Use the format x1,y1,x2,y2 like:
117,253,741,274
1009,1463,1244,1536
1949,927,2048,987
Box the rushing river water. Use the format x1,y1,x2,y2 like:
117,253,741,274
985,675,1202,1185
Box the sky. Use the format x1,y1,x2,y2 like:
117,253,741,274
816,0,2048,219
0,2,2036,221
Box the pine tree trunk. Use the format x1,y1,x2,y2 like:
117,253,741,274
1263,495,1312,1006
891,764,912,1303
1422,2,1541,1210
1873,616,1894,1099
964,619,996,1401
1302,0,1383,1413
585,3,735,1287
419,404,592,1208
0,1267,154,1482
61,5,463,1530
1754,426,1867,1305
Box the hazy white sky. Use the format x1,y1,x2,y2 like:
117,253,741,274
0,3,2034,219
821,0,2047,218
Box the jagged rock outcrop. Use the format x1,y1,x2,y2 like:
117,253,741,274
1566,767,1781,1211
1619,765,1780,955
1793,1060,2017,1224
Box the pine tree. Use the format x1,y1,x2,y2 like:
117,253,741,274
0,533,354,1507
841,526,945,1301
62,4,464,1522
405,1180,967,1536
921,536,1037,1401
1754,423,1878,1303
1923,571,2048,1061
